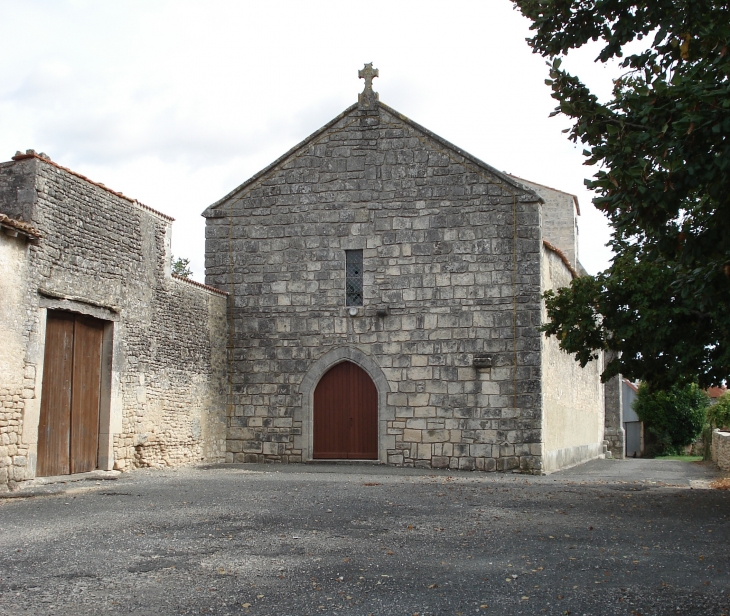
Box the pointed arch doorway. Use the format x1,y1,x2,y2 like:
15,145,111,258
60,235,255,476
313,361,378,459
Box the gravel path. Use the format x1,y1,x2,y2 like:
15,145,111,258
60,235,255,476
0,459,727,615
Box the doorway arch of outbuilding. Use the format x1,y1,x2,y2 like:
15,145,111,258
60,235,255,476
298,346,393,463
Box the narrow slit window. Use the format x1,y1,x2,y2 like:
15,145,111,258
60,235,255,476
345,250,363,306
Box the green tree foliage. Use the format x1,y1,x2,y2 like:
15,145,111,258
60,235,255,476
513,1,730,389
633,382,709,454
172,255,192,279
707,392,730,429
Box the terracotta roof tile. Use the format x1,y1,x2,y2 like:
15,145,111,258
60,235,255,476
0,213,42,240
543,239,579,278
171,273,228,296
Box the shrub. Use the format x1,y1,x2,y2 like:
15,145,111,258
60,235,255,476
707,393,730,430
172,255,192,279
633,383,709,455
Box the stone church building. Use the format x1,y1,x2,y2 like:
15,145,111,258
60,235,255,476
0,67,609,490
203,66,605,474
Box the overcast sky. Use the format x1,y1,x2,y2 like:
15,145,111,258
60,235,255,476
0,0,620,280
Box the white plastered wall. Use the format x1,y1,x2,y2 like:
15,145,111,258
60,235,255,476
540,246,605,472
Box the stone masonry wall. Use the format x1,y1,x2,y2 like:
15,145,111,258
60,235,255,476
512,176,578,268
0,154,227,490
0,229,32,488
712,429,730,472
205,103,544,472
603,360,626,459
540,245,605,472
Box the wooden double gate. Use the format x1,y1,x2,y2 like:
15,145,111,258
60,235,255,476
313,361,378,460
37,311,105,477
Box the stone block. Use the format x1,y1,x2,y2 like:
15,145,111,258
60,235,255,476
470,444,492,458
388,454,404,465
407,393,430,407
241,441,263,454
431,456,449,469
422,429,449,443
496,456,519,471
402,429,421,443
227,427,256,441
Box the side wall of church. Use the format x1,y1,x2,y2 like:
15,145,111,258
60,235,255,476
514,177,578,268
540,246,605,472
205,106,544,472
0,156,227,490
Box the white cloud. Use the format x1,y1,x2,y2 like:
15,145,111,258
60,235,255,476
0,0,615,279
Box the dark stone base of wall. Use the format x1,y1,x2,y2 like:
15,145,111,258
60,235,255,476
225,450,543,473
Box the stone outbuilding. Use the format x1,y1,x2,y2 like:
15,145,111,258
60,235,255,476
203,67,606,474
0,151,228,490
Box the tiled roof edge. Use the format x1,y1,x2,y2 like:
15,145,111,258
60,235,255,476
0,213,42,240
171,273,229,296
543,239,579,279
10,152,175,222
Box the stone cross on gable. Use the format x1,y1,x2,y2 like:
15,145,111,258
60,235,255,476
358,63,379,110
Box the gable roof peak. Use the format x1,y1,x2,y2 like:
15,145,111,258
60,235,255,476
202,100,541,216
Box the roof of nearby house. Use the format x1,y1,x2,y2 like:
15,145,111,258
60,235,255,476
202,102,543,216
707,386,727,399
8,150,174,222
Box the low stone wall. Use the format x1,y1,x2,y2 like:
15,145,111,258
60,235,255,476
711,429,730,471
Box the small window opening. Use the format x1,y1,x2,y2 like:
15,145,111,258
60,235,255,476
345,250,363,306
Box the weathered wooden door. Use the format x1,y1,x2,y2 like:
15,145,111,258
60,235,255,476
313,361,378,459
37,312,104,476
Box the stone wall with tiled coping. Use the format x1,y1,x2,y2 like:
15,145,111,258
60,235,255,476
0,154,227,490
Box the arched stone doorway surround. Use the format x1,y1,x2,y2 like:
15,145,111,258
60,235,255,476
298,347,392,463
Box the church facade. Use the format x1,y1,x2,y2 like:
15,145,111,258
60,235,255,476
203,67,605,473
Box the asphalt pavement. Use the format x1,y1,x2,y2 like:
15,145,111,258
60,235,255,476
0,458,728,615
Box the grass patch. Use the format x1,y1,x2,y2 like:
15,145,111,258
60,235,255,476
655,455,703,462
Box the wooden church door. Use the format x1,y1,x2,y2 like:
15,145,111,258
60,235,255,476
37,311,105,477
313,361,378,459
